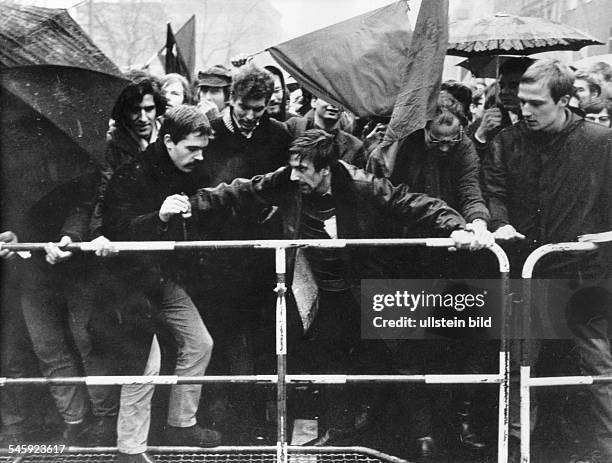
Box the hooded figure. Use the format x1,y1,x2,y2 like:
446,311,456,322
264,65,296,122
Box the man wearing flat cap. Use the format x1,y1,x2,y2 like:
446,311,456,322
196,64,232,117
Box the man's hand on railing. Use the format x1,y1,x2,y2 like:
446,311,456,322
450,225,493,251
45,235,73,264
493,224,525,242
0,231,18,260
465,220,495,248
90,236,118,257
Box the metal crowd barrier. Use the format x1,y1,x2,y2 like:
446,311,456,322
0,238,511,463
520,238,611,463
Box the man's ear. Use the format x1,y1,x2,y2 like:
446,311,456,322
311,97,318,110
163,133,174,150
320,166,330,177
558,94,570,107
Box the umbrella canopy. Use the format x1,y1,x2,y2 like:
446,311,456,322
0,3,121,75
1,65,128,229
448,13,602,57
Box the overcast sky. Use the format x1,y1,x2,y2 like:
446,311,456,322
268,0,421,41
29,0,422,42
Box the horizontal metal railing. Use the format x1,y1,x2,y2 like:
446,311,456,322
0,238,511,463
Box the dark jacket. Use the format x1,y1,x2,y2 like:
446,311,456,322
188,112,291,291
21,171,100,283
390,129,490,225
102,137,200,285
202,113,291,187
285,116,366,169
90,125,149,238
483,110,612,276
191,161,465,293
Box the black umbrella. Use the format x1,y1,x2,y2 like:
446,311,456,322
1,65,128,230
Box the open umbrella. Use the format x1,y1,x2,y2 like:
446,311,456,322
1,65,128,230
448,13,602,57
0,4,121,75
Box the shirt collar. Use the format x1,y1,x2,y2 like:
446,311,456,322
224,108,258,139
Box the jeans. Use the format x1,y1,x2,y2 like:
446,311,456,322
20,263,119,423
116,280,213,452
117,336,160,454
1,266,49,434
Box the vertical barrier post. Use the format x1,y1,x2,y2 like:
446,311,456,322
275,247,288,463
520,277,532,463
499,270,511,463
490,244,511,463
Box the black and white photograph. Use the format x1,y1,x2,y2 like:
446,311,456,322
1,1,612,462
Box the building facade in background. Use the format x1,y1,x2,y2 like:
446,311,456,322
490,0,611,58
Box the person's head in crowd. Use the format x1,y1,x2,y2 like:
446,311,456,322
311,95,343,131
424,99,464,155
587,61,612,83
264,65,289,121
572,70,602,109
440,80,473,123
499,57,535,115
438,93,469,127
288,129,338,195
229,64,274,134
470,86,485,121
519,59,573,133
160,105,212,173
196,64,232,112
296,87,313,116
473,78,486,93
160,73,192,108
583,99,612,128
112,73,166,141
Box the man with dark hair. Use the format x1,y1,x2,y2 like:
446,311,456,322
469,58,534,160
90,73,167,238
264,65,297,122
483,59,612,462
189,129,489,453
103,105,221,462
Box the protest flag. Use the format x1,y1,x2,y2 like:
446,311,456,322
267,1,412,118
369,0,449,176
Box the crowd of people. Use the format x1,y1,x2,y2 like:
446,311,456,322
1,54,612,463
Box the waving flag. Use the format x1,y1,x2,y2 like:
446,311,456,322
369,0,449,176
160,15,196,81
268,1,412,118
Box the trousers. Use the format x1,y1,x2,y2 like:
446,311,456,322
116,280,213,453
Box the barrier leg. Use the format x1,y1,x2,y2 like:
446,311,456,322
520,366,530,463
498,271,511,463
275,247,288,463
520,278,533,463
